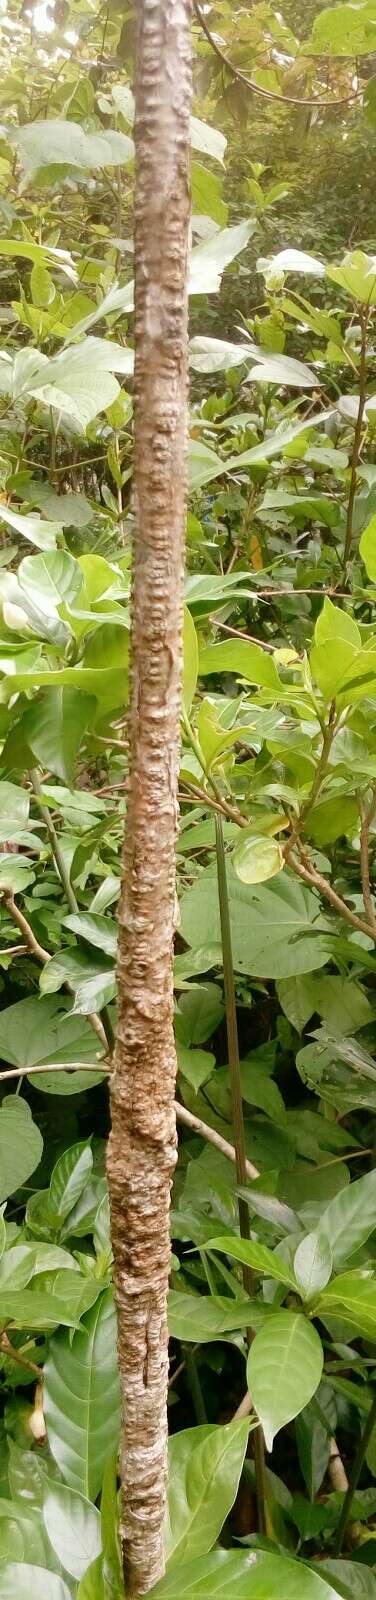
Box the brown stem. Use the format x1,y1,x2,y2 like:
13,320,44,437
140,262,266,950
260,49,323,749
176,1099,259,1179
193,0,359,108
286,849,375,941
106,3,192,1592
343,311,369,571
359,791,376,932
0,1332,42,1378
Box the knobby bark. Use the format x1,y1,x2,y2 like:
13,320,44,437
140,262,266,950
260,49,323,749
107,3,192,1594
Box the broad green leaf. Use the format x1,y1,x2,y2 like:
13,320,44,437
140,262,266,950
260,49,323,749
176,1042,215,1092
0,1288,81,1329
0,1569,71,1600
308,6,376,56
247,1312,323,1450
189,221,254,295
360,514,376,580
165,1420,249,1565
233,831,284,885
190,114,226,163
62,913,117,960
168,1291,260,1342
191,162,227,226
261,248,325,277
49,1142,93,1223
315,1272,376,1338
0,1097,43,1203
153,1547,342,1597
204,1236,298,1291
77,1556,105,1599
180,865,329,979
294,1232,332,1299
0,995,96,1070
12,119,134,178
277,974,372,1035
198,639,280,688
43,1483,101,1581
317,1170,376,1270
326,251,376,305
44,1290,120,1499
0,504,60,551
311,1560,376,1600
23,687,96,785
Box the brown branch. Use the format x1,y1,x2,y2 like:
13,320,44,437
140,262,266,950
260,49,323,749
1,892,108,1053
286,849,374,940
175,1099,259,1180
1,893,50,964
193,0,361,109
0,1332,42,1379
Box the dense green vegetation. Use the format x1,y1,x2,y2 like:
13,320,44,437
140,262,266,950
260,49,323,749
1,1,376,1595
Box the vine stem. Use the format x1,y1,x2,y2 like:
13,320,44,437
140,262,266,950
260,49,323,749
333,1387,376,1555
193,0,360,109
215,815,268,1536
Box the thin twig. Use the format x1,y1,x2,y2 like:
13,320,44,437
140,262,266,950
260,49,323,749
193,0,360,108
175,1099,259,1180
0,892,108,1053
287,850,375,941
0,1332,42,1378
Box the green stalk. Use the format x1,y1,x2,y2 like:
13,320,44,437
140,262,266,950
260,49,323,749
215,815,268,1535
333,1387,376,1555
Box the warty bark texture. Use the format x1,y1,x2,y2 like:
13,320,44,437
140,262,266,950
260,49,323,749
107,2,192,1594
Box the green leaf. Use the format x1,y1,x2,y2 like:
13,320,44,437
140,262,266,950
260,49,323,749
182,605,198,714
43,1483,101,1581
199,638,281,689
189,221,254,296
191,163,227,226
30,261,55,307
190,114,226,163
0,1288,82,1329
294,1232,332,1299
44,1290,120,1499
308,5,376,56
0,1569,71,1600
317,1170,376,1270
176,1042,215,1092
0,995,96,1070
23,687,96,785
0,503,60,550
180,865,329,979
233,831,284,885
326,252,376,305
247,1312,323,1451
12,119,134,179
0,1098,43,1202
62,913,117,960
360,514,376,580
277,974,372,1036
204,1237,298,1291
315,1272,376,1338
153,1547,343,1597
165,1420,249,1566
311,1560,376,1600
168,1291,259,1342
49,1142,93,1223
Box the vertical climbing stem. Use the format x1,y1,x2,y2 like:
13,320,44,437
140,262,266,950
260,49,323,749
106,2,192,1593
